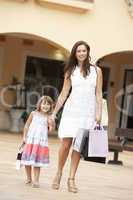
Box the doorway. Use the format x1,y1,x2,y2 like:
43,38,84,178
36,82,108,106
119,69,133,129
24,56,64,112
101,67,110,100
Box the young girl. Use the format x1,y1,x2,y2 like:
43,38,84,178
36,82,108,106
21,96,55,188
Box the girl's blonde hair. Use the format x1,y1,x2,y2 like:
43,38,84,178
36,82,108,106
36,96,54,114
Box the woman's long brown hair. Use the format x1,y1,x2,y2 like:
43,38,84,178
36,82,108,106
64,41,93,78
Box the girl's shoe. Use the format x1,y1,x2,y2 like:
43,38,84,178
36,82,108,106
52,172,62,190
67,178,78,193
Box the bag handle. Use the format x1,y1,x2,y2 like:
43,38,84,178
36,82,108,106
18,142,25,151
94,123,104,131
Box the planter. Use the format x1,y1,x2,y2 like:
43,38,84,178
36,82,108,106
0,110,11,131
10,108,25,132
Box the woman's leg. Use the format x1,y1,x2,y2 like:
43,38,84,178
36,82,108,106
25,165,32,184
69,150,80,179
52,138,72,189
57,138,73,173
33,167,40,187
67,150,80,193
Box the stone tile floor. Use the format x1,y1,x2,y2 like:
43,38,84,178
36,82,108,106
0,132,133,200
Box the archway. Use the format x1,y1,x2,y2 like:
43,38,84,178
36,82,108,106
96,51,133,138
0,32,69,131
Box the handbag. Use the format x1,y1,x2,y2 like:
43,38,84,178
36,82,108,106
16,142,25,170
73,125,108,164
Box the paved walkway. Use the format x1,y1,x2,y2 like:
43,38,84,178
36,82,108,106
0,132,133,200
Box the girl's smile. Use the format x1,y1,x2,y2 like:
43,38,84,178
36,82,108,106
40,101,51,113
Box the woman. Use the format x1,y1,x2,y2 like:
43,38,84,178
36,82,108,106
51,41,103,193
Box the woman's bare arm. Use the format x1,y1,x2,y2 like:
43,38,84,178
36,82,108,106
95,67,103,124
52,73,71,118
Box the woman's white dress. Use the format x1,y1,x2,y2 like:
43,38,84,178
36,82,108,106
58,66,97,138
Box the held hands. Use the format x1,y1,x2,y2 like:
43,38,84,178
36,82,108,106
50,113,57,121
48,112,57,133
48,116,56,133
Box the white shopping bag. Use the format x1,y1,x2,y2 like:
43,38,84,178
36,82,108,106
88,126,108,157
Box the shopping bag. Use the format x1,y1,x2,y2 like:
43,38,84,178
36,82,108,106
88,126,108,157
73,128,89,154
16,142,25,170
73,125,108,164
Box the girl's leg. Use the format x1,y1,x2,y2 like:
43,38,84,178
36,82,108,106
52,138,72,189
33,167,40,187
67,150,80,193
25,165,32,184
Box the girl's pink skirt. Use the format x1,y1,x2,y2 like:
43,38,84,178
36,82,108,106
21,143,49,167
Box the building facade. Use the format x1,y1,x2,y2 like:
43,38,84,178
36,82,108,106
0,0,133,137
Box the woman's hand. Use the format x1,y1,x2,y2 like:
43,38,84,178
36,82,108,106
95,116,101,125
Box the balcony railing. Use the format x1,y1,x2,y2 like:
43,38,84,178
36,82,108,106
78,0,94,2
36,0,94,13
6,0,94,13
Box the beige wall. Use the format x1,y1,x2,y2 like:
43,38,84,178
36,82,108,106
0,0,133,61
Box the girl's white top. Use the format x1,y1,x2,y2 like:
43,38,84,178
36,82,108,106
26,111,48,146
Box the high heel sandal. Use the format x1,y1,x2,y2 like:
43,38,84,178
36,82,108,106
32,182,40,188
67,178,78,193
25,180,32,185
25,179,32,185
52,172,62,190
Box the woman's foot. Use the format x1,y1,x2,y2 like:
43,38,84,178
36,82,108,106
25,179,32,185
67,178,78,193
52,172,62,190
32,182,40,188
